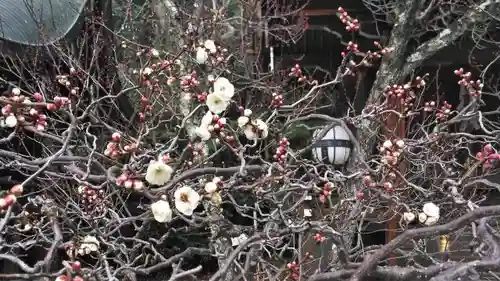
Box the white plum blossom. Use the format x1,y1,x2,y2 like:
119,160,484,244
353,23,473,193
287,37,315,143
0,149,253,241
174,186,201,216
395,139,405,148
196,47,209,64
11,88,20,95
142,67,153,76
5,115,17,128
243,109,252,117
418,213,427,224
204,181,217,193
151,200,173,223
206,92,229,114
201,111,214,127
204,39,217,53
204,177,221,193
150,48,160,57
420,202,440,226
195,126,212,141
77,235,100,256
424,216,439,226
237,116,249,128
422,202,440,218
403,212,415,223
213,77,235,100
243,119,269,140
195,111,214,140
382,140,393,149
145,160,174,186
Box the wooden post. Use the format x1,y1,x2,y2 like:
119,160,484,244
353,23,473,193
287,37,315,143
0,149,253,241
383,98,407,265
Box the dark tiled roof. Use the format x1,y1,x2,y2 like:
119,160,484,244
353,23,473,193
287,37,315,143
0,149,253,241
0,0,87,46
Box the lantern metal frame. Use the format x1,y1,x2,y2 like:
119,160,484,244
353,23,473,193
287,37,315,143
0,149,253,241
311,123,355,166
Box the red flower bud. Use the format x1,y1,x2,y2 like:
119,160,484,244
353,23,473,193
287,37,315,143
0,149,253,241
46,103,57,111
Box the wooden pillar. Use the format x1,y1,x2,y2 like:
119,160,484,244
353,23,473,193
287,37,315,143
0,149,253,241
383,98,407,265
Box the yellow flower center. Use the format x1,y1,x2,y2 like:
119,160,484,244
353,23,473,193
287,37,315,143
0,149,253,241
180,192,189,202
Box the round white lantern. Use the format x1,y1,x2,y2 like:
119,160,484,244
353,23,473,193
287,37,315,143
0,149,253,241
312,125,352,165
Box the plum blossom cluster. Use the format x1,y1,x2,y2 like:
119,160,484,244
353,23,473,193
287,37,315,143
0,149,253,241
288,64,307,82
144,159,202,220
341,41,359,57
204,177,222,194
138,94,153,122
205,77,235,113
476,144,500,170
383,81,420,111
237,109,269,140
104,133,138,159
274,138,290,164
379,139,405,167
337,7,359,32
454,68,483,97
150,186,202,222
270,92,284,108
116,172,145,191
195,111,227,141
0,88,50,130
313,232,326,243
137,57,175,87
185,142,210,165
403,202,440,226
286,261,300,280
318,182,334,203
54,261,85,281
180,71,201,92
423,100,437,112
195,39,228,65
65,235,100,260
372,41,395,56
362,172,395,194
0,184,22,210
435,101,453,122
77,185,106,216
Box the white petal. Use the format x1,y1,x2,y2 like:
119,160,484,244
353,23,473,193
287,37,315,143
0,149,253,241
424,216,439,226
5,115,17,127
204,40,217,53
237,116,249,128
174,186,201,216
403,212,415,223
382,140,393,149
151,200,173,223
195,126,211,140
201,111,214,127
243,109,252,116
244,125,258,140
422,202,440,218
145,161,174,185
418,213,427,223
213,77,235,100
196,47,208,64
206,93,229,114
176,201,194,216
205,182,217,193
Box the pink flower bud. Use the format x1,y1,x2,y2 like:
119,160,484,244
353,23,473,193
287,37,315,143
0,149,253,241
124,180,133,189
72,261,81,271
4,194,16,206
46,103,57,111
111,132,121,141
10,184,23,196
